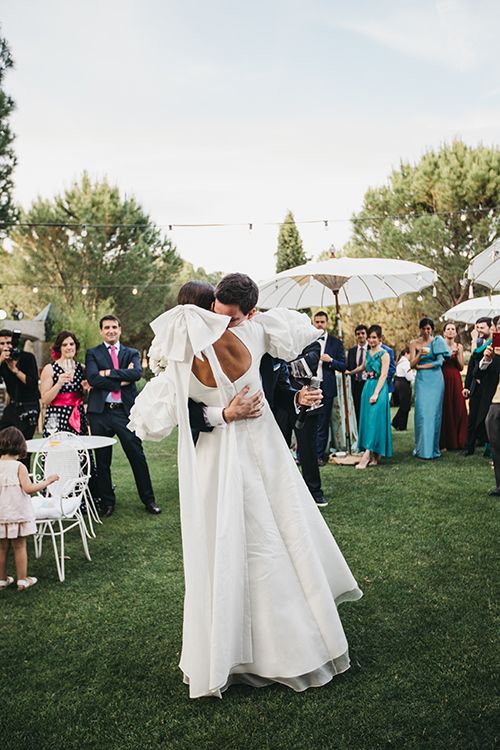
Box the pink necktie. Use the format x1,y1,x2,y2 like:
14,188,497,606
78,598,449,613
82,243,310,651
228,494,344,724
109,345,121,401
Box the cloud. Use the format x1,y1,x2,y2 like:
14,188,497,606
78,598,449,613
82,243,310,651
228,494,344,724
330,0,500,73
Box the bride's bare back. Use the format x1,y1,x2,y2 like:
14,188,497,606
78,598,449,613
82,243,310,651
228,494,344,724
191,329,252,387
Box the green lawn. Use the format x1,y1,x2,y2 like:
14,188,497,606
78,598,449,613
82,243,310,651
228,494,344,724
1,416,498,750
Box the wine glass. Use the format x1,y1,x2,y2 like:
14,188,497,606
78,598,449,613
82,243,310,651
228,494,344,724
45,413,59,436
61,358,75,381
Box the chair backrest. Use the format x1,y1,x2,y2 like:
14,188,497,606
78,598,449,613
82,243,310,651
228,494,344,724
32,432,91,497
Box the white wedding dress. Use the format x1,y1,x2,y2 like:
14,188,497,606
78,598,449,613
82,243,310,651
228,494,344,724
129,305,362,699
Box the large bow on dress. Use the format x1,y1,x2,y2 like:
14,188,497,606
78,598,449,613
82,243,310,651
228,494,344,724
148,304,230,369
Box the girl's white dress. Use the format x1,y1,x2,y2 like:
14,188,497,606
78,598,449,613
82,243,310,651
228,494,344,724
129,305,362,699
0,460,36,539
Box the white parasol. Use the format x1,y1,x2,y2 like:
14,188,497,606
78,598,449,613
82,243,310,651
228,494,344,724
443,294,500,324
466,238,500,292
258,257,436,315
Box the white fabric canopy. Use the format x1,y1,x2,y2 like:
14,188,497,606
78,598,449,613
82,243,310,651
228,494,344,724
443,294,500,324
467,239,500,292
258,257,435,309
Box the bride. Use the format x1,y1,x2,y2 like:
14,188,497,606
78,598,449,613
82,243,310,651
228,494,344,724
128,274,362,699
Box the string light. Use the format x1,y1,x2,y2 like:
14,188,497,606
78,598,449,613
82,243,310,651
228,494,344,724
417,294,423,302
32,286,38,294
132,287,138,295
81,287,88,296
0,205,497,233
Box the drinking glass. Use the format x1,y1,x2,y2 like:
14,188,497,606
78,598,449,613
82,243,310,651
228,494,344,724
45,413,59,436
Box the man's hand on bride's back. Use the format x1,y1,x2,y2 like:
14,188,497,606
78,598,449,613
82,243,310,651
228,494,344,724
223,386,264,423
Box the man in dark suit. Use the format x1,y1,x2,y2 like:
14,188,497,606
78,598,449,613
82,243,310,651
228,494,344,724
312,311,346,464
86,315,160,517
463,317,493,455
346,324,368,428
478,342,500,495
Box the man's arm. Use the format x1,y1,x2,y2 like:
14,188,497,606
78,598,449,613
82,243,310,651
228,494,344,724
85,349,120,391
321,338,346,372
18,352,39,389
301,341,321,375
188,399,214,433
104,349,142,382
387,347,396,383
189,386,265,430
464,355,477,390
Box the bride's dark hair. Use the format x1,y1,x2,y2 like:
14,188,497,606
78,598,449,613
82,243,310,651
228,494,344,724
177,281,215,310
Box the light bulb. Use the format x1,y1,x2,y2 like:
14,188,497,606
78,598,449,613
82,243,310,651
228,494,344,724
81,224,88,238
417,294,423,302
32,286,39,294
460,212,467,222
81,287,88,296
132,287,138,295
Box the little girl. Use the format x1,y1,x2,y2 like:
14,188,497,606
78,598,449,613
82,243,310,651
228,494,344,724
0,426,59,591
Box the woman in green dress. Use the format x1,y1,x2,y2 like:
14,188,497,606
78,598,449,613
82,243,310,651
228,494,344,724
350,325,392,469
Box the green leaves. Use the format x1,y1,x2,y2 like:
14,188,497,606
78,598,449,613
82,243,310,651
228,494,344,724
9,173,183,347
349,141,500,311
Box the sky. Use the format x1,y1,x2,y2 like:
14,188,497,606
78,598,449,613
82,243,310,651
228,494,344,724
1,0,499,282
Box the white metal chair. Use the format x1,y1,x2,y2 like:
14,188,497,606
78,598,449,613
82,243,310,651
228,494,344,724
31,433,93,582
32,431,99,538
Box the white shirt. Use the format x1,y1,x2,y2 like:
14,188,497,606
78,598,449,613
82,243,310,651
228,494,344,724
316,335,327,382
395,355,415,382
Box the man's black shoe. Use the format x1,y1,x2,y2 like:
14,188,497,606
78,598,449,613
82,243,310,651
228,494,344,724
146,503,162,515
102,506,115,518
487,488,500,496
463,449,474,456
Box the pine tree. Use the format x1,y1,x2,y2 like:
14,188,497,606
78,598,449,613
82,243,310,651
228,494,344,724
275,210,307,272
0,31,17,235
348,140,500,310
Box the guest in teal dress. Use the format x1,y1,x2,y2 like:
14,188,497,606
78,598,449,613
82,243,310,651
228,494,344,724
351,325,392,469
410,317,450,460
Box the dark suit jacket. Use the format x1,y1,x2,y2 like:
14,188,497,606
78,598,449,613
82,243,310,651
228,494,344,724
319,335,346,398
347,344,365,388
476,355,500,427
86,343,142,415
382,344,396,394
465,348,485,395
189,352,299,437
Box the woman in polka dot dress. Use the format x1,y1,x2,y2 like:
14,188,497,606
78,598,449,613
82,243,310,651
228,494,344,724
40,331,89,437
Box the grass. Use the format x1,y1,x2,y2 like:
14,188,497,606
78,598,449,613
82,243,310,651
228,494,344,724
1,413,498,750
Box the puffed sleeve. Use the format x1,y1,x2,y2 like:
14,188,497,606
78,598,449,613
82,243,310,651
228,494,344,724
432,336,451,359
253,308,321,361
128,370,178,441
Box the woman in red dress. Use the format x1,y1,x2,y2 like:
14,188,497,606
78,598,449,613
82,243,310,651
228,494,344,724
440,321,468,450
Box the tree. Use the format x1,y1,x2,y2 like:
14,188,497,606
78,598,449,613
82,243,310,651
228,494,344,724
348,141,500,312
8,173,183,348
275,210,307,272
0,30,17,236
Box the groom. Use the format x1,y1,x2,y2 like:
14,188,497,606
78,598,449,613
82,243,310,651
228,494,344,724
188,273,328,506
